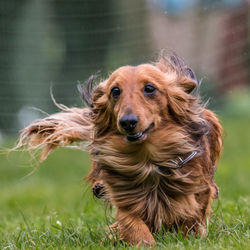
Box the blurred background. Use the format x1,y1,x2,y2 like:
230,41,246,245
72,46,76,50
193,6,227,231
0,1,250,247
0,0,249,137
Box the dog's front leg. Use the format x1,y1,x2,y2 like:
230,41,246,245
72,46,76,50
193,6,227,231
116,208,156,247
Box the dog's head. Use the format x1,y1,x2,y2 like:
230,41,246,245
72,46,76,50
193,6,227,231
85,54,206,143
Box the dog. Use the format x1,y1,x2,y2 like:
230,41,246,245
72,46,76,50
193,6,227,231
16,52,223,247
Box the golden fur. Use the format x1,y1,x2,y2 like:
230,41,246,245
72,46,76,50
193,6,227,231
16,53,223,247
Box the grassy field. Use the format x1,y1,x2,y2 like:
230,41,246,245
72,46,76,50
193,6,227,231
0,104,250,249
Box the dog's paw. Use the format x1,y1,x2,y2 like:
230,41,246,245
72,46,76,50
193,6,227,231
120,228,156,247
107,222,119,241
92,181,106,198
107,222,156,247
212,182,219,199
136,239,156,249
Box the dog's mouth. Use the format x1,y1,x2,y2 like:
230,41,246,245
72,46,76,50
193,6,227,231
126,123,154,142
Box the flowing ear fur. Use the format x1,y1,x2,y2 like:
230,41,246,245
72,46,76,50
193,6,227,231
178,75,197,94
78,74,98,107
167,91,209,141
14,106,93,162
156,52,209,140
156,51,198,94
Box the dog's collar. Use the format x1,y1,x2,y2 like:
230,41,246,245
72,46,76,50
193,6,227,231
155,151,197,172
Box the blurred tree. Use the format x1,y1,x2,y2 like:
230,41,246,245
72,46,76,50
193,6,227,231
0,1,23,134
51,0,116,105
106,0,152,68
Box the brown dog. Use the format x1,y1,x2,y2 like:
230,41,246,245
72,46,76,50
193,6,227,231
16,53,223,247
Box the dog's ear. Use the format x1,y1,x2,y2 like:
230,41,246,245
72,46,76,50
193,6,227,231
78,75,97,107
91,81,107,107
91,81,114,137
156,52,197,94
178,70,197,94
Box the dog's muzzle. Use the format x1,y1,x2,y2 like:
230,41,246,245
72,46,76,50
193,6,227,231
126,122,154,142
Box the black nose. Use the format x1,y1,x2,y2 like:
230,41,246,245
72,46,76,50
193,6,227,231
119,114,138,132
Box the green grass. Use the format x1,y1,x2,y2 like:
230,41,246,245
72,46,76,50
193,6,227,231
0,114,250,249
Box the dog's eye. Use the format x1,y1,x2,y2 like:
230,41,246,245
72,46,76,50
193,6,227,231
110,87,121,99
143,83,156,95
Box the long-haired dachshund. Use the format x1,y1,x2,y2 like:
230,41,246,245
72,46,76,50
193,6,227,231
16,52,223,247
